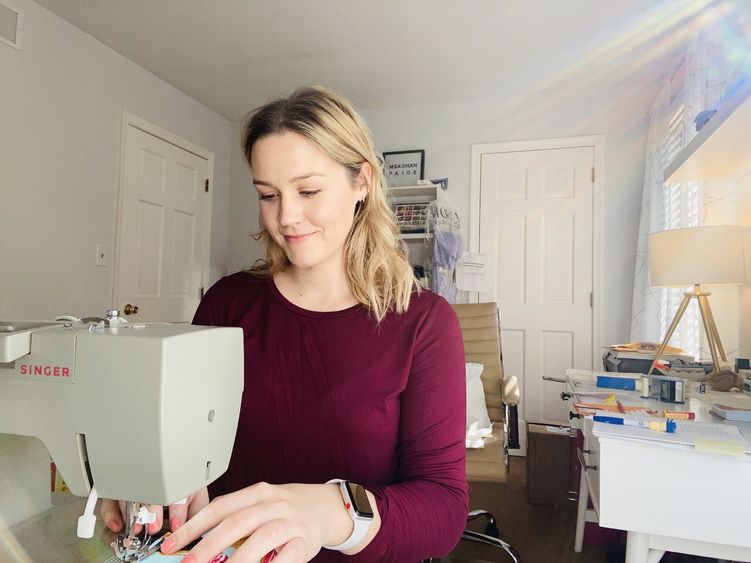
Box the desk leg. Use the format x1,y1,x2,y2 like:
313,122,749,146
625,531,666,563
574,460,589,552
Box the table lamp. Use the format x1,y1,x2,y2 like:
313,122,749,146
648,225,745,374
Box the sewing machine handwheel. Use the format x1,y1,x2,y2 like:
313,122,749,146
123,304,139,315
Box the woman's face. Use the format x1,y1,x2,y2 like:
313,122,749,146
251,131,369,273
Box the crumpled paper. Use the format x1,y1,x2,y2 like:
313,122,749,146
466,421,494,448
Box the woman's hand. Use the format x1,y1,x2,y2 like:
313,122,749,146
160,482,365,563
100,487,210,535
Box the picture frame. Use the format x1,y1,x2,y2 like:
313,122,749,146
382,149,425,187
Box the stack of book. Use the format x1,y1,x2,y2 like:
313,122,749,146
710,403,751,421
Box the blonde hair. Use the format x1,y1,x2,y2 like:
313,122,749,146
242,85,416,322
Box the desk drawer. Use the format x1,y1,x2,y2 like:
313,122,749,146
578,418,601,514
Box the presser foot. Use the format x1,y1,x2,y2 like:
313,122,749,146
112,533,165,562
111,502,162,562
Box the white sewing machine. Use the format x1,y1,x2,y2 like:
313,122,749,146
0,311,243,560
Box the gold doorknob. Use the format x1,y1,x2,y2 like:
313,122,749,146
123,304,139,315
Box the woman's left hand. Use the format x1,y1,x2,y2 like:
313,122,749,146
160,482,355,563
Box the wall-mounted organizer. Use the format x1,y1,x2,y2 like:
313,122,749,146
387,182,441,286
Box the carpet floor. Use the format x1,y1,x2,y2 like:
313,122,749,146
437,456,718,563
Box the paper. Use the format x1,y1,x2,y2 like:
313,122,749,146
466,421,494,448
455,252,487,292
694,438,745,457
593,416,751,455
573,402,656,416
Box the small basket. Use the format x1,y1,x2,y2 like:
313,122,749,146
394,202,428,233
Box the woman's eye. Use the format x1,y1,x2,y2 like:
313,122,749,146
258,193,278,202
300,190,321,198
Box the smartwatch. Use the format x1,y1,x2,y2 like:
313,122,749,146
323,479,374,551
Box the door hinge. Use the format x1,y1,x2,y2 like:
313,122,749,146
591,167,595,183
205,179,209,192
200,286,205,299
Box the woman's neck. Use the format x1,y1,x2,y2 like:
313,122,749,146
274,265,357,312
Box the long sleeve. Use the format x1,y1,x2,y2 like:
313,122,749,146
357,298,469,561
189,273,468,562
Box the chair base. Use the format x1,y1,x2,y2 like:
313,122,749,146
463,509,520,563
462,529,520,563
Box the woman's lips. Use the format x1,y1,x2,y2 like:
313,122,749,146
284,233,314,244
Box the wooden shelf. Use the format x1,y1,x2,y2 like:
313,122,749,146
387,183,439,204
399,232,431,240
664,76,751,182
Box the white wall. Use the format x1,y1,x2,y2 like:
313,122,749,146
363,87,652,347
227,121,263,274
0,0,234,320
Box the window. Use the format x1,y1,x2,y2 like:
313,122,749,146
658,100,702,359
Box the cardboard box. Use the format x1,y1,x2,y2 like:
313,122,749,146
527,423,571,506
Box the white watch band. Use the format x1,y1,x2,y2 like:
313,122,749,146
322,479,372,551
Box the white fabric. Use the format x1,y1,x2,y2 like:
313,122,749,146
629,15,741,355
466,421,494,449
466,362,492,448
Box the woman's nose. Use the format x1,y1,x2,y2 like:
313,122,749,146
278,195,302,226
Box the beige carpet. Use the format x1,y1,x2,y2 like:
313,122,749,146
443,456,608,563
439,456,717,563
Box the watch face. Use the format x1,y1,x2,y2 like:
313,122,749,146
345,482,374,518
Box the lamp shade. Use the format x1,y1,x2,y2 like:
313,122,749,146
649,225,745,287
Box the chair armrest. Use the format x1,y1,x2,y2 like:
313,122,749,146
502,375,520,406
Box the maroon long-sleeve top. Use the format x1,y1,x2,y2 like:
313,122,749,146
192,272,468,562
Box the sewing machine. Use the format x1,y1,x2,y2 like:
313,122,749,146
0,311,244,560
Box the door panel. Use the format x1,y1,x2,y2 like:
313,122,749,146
479,145,594,425
115,125,210,322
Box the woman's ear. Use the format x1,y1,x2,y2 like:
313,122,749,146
356,162,373,198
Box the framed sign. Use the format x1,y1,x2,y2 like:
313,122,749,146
382,149,425,186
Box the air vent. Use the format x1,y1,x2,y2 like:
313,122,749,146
0,1,22,50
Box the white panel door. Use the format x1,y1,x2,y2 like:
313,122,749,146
479,145,594,425
114,125,210,322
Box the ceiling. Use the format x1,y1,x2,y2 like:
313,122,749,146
35,0,717,121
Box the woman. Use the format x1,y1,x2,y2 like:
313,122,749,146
106,86,468,562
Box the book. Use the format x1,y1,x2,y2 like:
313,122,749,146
710,403,751,422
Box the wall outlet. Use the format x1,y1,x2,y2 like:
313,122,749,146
95,245,108,267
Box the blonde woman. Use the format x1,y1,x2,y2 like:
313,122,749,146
160,86,467,562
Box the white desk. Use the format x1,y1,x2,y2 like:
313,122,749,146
569,378,751,563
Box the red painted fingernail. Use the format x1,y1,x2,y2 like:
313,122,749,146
161,536,176,552
180,555,196,563
107,519,122,532
170,517,182,531
134,523,142,535
148,521,160,534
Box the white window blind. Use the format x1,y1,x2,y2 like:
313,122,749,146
658,100,702,359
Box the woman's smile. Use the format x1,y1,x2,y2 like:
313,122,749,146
283,232,316,244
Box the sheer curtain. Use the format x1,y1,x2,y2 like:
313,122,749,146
630,14,739,358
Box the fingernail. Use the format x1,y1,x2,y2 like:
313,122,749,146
180,555,196,563
148,521,160,534
170,517,182,532
134,523,142,535
161,536,176,553
107,519,122,532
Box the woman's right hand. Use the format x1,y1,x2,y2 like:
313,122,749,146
100,488,210,535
